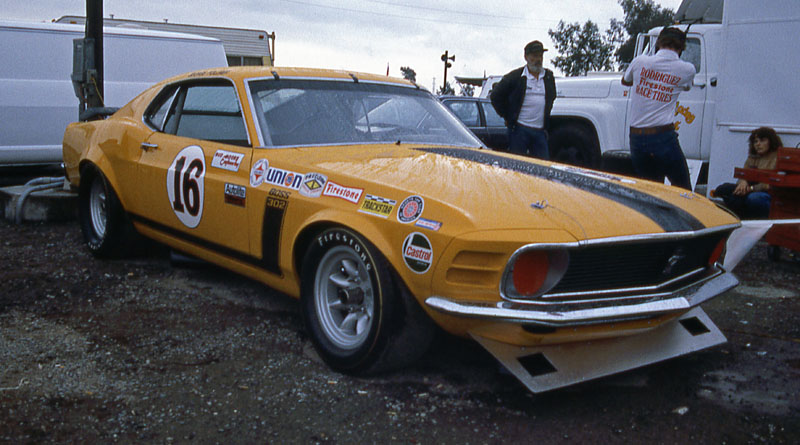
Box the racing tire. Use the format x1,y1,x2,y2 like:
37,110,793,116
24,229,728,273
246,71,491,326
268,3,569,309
300,227,435,375
78,169,133,258
549,123,600,168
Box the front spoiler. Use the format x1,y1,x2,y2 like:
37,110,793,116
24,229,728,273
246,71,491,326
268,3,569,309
425,271,738,327
471,307,726,393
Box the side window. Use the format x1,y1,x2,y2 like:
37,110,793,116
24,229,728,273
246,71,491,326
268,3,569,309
445,101,480,127
482,102,505,127
144,87,178,131
681,38,702,73
175,85,249,146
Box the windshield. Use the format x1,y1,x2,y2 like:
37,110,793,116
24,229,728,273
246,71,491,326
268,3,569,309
247,79,482,148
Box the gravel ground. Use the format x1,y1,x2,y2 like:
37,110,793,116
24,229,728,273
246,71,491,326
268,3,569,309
1,218,799,443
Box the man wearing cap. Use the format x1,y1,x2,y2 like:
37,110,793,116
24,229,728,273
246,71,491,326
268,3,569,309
490,40,556,159
622,27,696,190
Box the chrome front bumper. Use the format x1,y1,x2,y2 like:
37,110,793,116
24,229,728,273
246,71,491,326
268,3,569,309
425,271,738,327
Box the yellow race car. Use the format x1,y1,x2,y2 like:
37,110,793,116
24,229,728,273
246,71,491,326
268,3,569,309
63,67,740,393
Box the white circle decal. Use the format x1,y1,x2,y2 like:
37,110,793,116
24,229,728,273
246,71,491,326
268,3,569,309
167,145,206,228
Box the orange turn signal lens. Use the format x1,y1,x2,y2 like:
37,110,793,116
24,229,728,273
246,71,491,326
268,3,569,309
709,237,727,266
512,250,550,296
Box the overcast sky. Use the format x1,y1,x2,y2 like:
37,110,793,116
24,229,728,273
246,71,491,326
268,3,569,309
6,0,683,92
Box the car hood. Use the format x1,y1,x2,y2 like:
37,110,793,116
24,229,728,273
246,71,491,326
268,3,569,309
555,74,620,99
291,144,736,241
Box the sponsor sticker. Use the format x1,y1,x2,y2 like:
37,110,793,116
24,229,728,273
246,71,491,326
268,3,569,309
224,183,246,207
167,145,206,228
402,232,433,274
415,218,442,232
300,172,327,198
323,181,364,204
211,150,245,172
358,194,396,219
397,195,424,223
250,159,269,187
264,166,304,190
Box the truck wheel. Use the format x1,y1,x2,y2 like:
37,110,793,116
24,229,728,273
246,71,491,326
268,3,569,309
549,124,600,168
78,169,132,258
300,228,434,375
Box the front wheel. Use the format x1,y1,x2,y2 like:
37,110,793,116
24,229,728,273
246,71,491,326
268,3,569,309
300,228,434,374
549,123,600,168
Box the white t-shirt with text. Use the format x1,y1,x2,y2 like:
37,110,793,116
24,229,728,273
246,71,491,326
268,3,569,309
623,49,695,128
517,66,546,129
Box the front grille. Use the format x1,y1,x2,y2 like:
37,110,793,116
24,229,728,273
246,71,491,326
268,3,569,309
545,233,724,297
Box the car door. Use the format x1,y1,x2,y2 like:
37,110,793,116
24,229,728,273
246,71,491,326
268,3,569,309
479,100,509,150
136,79,253,255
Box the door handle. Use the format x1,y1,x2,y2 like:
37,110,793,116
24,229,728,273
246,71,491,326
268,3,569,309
141,142,158,151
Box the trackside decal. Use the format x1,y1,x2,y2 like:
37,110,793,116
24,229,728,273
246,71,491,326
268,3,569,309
167,145,205,228
359,194,396,218
402,232,433,274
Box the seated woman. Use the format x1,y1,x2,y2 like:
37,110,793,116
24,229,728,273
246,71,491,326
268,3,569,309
712,127,783,219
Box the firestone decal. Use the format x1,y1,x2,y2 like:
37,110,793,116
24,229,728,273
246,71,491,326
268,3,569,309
402,232,433,274
300,173,327,198
322,180,363,204
167,145,206,228
250,159,269,187
397,195,424,223
211,150,245,172
359,194,396,219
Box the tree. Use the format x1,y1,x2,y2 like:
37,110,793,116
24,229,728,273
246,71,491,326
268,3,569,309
400,66,416,83
615,0,675,65
547,0,674,75
459,84,475,97
548,20,616,76
437,81,455,96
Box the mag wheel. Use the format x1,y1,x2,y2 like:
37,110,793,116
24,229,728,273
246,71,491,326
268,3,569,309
300,228,434,374
78,169,131,258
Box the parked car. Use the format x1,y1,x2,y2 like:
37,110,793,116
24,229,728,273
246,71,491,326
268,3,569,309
63,67,740,393
439,96,508,150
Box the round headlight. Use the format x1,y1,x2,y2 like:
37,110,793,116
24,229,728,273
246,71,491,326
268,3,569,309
504,248,569,299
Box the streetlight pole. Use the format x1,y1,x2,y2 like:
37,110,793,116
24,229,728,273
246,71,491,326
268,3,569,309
441,50,454,91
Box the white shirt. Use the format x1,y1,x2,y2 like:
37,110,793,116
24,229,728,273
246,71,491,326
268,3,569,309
623,49,695,128
517,66,546,129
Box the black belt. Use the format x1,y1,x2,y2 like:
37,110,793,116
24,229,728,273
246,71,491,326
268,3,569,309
630,124,675,135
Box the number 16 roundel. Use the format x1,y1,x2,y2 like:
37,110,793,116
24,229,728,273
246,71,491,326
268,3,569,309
167,145,206,228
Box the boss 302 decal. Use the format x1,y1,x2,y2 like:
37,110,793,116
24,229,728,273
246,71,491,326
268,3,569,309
167,145,206,228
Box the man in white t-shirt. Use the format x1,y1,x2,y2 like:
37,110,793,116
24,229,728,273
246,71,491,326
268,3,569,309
622,27,695,190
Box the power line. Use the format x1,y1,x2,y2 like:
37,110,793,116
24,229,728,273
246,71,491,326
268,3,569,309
277,0,557,30
360,0,533,22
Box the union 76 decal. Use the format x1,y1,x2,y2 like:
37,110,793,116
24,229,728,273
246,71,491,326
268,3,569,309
167,145,206,228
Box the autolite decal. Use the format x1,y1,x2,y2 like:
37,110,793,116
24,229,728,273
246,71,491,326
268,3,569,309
212,150,245,172
224,183,246,207
300,173,327,198
402,232,433,274
322,181,363,204
397,195,424,223
358,194,396,218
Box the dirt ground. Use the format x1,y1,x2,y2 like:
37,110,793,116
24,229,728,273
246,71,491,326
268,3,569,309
1,218,799,443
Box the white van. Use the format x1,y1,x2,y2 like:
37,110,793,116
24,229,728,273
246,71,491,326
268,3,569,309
0,21,228,166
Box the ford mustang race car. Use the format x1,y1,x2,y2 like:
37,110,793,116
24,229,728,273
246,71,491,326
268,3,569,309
63,67,740,393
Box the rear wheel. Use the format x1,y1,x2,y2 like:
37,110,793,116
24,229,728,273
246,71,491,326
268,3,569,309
78,169,132,258
549,123,600,168
300,228,434,374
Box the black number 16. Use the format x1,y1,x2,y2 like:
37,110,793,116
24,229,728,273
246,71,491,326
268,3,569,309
172,156,204,216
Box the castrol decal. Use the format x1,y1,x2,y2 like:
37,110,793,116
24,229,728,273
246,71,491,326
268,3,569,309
402,232,433,274
397,195,424,223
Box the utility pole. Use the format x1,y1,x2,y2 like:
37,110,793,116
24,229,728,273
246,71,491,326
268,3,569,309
440,51,454,90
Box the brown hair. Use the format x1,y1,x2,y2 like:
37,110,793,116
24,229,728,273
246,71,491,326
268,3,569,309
656,27,687,52
748,126,783,156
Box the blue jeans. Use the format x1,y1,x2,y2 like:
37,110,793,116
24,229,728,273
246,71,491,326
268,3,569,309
508,125,549,159
713,183,771,219
629,130,691,190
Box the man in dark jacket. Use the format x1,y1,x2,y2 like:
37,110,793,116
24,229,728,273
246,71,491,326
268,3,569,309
490,40,556,159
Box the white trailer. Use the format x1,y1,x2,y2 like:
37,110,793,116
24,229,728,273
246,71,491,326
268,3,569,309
0,21,228,166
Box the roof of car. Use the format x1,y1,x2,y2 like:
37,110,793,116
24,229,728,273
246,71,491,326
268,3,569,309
168,66,420,88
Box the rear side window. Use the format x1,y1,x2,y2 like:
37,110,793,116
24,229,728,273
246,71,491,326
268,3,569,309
445,101,480,127
145,81,249,147
482,102,505,127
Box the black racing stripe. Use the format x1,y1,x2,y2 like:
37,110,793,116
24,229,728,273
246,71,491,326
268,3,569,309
416,148,705,232
129,213,282,276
